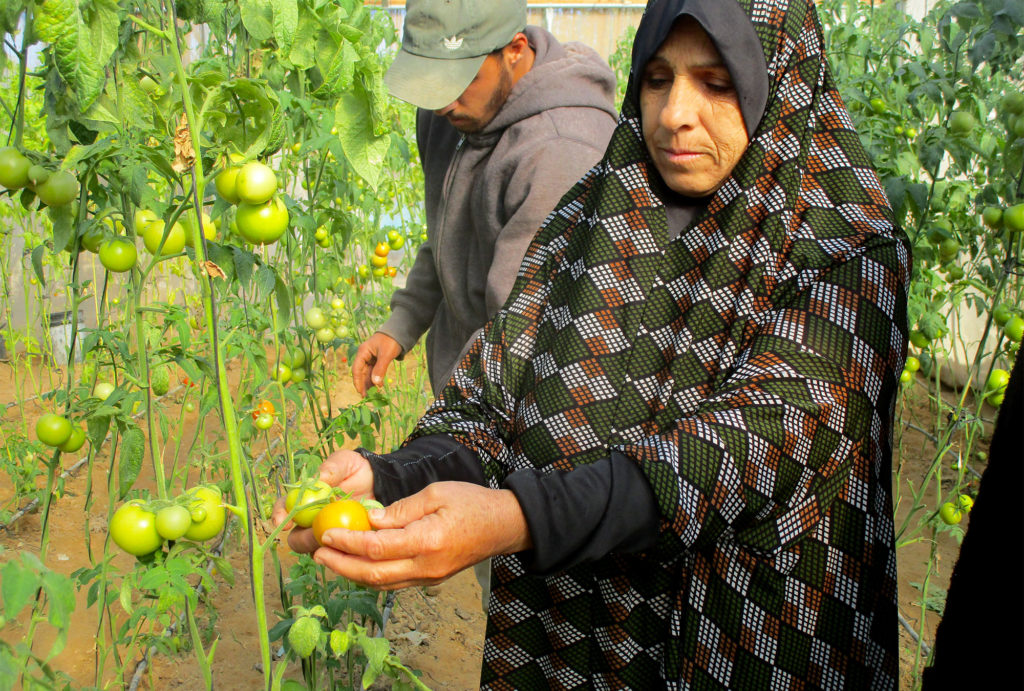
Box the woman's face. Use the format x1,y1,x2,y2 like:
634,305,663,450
640,17,749,197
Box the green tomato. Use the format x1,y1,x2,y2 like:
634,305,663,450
869,98,887,114
285,480,333,527
937,238,960,261
288,347,307,369
155,505,193,540
58,425,87,453
34,170,79,207
938,502,962,525
27,164,50,186
36,413,73,447
254,412,274,430
290,366,307,383
957,494,974,514
1002,91,1024,116
899,369,912,385
93,381,115,400
110,502,164,556
235,161,278,204
181,211,216,247
184,486,226,541
987,392,1005,407
981,206,1003,229
909,331,929,349
274,362,292,383
142,220,187,256
0,147,31,189
1004,315,1024,343
98,238,138,273
904,356,920,373
184,400,196,413
315,327,335,343
992,304,1013,327
304,307,327,330
948,110,976,135
81,224,105,253
986,368,1010,393
1004,204,1024,233
235,197,289,245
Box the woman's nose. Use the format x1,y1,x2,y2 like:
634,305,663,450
659,78,699,131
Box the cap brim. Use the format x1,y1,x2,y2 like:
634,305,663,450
384,51,487,111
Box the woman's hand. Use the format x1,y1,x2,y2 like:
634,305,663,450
312,481,532,590
272,448,376,553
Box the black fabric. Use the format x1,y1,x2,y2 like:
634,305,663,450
503,452,660,575
922,356,1024,689
630,0,769,137
362,434,485,505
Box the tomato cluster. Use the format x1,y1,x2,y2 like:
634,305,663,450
109,485,227,557
214,158,290,245
303,296,352,347
283,480,374,544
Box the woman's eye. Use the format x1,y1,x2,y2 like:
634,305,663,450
706,80,735,94
643,75,671,90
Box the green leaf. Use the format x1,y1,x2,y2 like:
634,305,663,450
48,204,74,254
334,84,390,191
272,0,298,57
34,0,120,109
359,635,390,689
1,558,39,619
240,0,273,41
288,10,319,68
118,427,145,499
31,245,46,287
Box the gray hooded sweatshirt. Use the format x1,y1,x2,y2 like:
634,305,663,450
378,26,618,392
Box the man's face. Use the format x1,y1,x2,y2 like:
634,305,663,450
434,53,514,134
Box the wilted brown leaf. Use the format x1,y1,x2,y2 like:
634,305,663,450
172,113,195,174
204,261,226,280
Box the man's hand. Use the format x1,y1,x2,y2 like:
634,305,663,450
312,482,532,590
352,332,403,396
272,449,376,554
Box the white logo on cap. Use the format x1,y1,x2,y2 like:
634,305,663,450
443,35,463,50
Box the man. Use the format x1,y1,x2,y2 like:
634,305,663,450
352,0,618,395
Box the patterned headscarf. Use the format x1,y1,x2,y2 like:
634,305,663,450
413,0,910,686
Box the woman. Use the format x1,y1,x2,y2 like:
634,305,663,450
282,0,909,686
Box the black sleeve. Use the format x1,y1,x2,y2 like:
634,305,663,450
503,452,660,575
360,434,485,505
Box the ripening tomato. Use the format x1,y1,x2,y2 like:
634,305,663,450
374,242,390,258
110,501,164,556
312,499,372,544
285,480,333,527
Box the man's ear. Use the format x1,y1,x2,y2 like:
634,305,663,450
503,32,530,66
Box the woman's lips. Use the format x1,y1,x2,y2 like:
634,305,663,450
661,148,705,164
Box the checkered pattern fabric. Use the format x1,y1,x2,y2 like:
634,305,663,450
411,0,909,687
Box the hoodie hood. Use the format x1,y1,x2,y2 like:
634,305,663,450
472,26,618,141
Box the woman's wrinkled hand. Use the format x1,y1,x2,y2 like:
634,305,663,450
311,481,532,590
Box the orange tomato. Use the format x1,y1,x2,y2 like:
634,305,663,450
373,241,390,258
312,499,371,544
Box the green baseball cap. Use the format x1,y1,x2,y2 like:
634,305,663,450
384,0,527,110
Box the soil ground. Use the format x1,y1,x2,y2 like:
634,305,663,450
0,355,990,690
